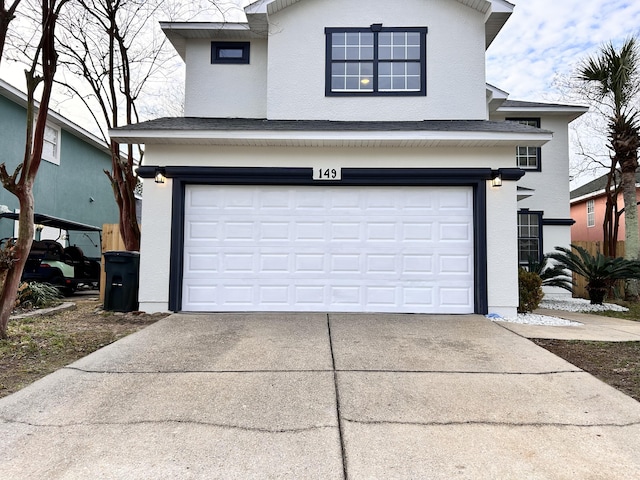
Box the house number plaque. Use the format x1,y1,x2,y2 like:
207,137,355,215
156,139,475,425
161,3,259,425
313,167,342,181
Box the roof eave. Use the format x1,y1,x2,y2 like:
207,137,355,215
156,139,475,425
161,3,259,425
160,22,257,59
485,0,514,48
0,79,110,155
497,105,589,122
110,129,552,148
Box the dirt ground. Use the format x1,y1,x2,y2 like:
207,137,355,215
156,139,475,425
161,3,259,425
1,299,639,403
0,297,167,398
533,338,640,402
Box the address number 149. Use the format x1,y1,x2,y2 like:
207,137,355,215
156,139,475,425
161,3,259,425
313,167,342,180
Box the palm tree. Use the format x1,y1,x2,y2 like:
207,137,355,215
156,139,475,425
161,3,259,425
577,38,640,299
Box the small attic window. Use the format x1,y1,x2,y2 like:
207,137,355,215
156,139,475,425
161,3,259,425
211,42,250,64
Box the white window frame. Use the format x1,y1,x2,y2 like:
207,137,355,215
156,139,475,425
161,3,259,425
507,118,541,171
41,122,61,165
587,199,595,228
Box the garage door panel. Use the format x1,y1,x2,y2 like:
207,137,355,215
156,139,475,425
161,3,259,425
182,185,474,313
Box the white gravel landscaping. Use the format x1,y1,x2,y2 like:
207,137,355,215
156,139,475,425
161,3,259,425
488,297,629,326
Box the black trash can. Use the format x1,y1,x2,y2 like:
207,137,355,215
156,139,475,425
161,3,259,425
104,251,140,312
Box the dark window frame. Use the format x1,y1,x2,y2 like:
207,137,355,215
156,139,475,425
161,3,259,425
507,117,542,172
211,41,250,64
325,25,428,97
518,210,543,264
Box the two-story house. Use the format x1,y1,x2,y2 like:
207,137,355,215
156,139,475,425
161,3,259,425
0,79,119,257
111,0,585,317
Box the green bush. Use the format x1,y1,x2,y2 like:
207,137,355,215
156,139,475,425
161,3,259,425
16,282,62,309
518,268,543,313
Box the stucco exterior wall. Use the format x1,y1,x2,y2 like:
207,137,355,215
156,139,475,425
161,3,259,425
184,38,268,118
266,0,487,121
485,180,519,316
182,0,487,121
489,115,572,219
138,176,173,313
144,144,516,170
139,143,519,315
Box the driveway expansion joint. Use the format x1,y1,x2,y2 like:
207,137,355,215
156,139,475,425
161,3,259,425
327,314,349,480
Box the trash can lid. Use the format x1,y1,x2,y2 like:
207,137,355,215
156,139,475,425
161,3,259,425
104,250,140,258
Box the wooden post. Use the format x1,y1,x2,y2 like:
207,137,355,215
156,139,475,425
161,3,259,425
100,224,127,302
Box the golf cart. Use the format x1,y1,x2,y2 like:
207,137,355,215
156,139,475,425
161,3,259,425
0,213,102,294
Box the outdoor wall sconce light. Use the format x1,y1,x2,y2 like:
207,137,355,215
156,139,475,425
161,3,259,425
154,168,166,184
491,173,502,187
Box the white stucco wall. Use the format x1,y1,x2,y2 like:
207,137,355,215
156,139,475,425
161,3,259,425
490,113,574,247
488,115,572,219
184,38,268,118
144,144,515,169
138,177,173,313
138,144,519,314
181,0,488,121
266,0,487,121
485,179,519,317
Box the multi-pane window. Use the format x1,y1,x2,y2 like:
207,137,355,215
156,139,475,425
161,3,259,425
587,199,595,227
326,26,427,96
42,124,60,165
508,118,541,170
518,211,542,264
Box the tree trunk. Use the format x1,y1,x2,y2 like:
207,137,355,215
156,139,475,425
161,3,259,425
0,0,65,338
621,166,640,299
0,191,35,338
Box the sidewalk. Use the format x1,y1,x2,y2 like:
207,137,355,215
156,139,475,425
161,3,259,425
496,308,640,341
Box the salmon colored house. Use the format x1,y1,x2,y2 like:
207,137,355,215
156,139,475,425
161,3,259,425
570,173,640,243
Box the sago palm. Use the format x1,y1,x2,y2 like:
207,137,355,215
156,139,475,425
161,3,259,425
548,245,640,304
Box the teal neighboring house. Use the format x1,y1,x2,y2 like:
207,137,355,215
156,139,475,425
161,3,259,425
0,79,119,256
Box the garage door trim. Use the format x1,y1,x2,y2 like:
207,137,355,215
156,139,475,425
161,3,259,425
162,167,492,314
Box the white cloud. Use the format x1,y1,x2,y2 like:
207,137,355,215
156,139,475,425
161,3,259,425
487,0,640,101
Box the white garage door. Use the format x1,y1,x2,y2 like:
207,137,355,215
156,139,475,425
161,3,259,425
182,185,474,313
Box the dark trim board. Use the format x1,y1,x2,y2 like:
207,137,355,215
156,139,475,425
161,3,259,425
161,167,491,314
543,218,576,226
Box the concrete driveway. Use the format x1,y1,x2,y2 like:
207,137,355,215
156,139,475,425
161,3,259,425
1,313,639,479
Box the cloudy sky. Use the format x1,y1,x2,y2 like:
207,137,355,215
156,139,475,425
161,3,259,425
486,0,640,103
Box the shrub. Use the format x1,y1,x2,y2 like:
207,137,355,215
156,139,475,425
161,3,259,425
548,245,640,305
518,268,543,313
15,282,62,309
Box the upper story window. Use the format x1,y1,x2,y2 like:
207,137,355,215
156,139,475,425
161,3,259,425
42,123,61,165
507,118,542,171
211,42,250,64
325,25,427,96
587,199,595,227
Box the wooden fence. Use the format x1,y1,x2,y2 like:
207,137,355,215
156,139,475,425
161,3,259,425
99,224,127,301
571,240,626,299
